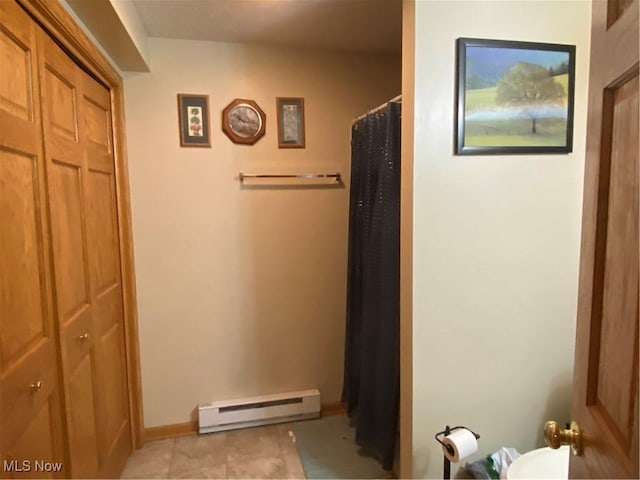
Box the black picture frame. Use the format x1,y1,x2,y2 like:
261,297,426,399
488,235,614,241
177,94,211,147
455,38,576,155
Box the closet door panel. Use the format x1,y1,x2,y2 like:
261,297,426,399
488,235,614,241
66,355,100,476
0,20,32,122
41,45,78,144
0,2,65,476
0,150,47,363
81,70,131,477
47,162,89,317
1,341,58,457
6,399,62,479
82,94,111,155
0,10,37,153
0,114,37,160
94,321,127,451
87,170,118,291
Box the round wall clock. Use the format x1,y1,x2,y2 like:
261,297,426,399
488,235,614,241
222,99,266,145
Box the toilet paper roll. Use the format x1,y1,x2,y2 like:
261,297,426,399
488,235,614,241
442,428,478,462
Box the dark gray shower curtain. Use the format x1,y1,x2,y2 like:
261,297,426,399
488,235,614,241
342,100,401,471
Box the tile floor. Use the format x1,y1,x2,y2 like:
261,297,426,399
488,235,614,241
120,424,306,479
291,415,392,479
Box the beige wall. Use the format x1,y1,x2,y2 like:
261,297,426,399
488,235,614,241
58,0,121,71
123,37,400,428
409,1,591,477
109,0,149,64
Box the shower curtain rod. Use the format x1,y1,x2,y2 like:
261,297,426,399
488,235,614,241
352,94,402,124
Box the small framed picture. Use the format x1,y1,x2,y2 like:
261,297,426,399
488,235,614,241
456,38,576,155
276,97,305,148
177,94,211,147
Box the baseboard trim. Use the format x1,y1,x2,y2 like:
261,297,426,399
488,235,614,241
321,401,346,416
143,402,346,444
144,421,197,443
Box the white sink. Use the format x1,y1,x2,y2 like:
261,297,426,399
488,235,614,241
507,445,570,479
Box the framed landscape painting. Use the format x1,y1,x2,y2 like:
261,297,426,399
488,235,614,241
456,38,576,155
276,97,305,148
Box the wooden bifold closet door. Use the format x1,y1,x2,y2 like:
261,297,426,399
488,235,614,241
0,1,66,476
1,1,132,477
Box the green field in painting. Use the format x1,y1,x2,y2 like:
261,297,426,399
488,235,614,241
465,118,566,147
466,85,498,110
466,74,569,111
464,74,569,146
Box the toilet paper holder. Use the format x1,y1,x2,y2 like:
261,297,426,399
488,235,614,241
435,425,480,480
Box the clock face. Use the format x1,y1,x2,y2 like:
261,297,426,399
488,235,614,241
222,99,266,145
228,104,262,138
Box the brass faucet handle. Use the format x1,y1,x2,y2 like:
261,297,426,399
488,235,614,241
544,420,583,456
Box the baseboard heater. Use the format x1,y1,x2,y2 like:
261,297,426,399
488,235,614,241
198,389,321,434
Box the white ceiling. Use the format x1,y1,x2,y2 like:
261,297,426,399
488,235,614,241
130,0,402,54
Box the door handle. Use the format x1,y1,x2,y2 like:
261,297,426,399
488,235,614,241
544,420,583,455
30,380,43,392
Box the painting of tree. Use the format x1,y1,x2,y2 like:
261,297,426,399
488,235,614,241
496,62,566,134
456,38,575,154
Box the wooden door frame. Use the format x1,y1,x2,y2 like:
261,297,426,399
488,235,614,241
14,0,144,449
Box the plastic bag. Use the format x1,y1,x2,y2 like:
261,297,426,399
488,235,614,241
464,447,520,479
